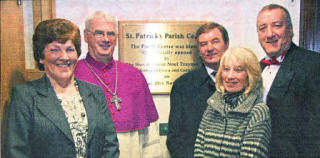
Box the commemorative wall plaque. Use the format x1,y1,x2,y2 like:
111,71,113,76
119,21,204,94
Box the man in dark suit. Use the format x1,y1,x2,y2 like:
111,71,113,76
257,4,320,158
166,22,229,158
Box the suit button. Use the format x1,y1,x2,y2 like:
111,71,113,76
209,99,214,104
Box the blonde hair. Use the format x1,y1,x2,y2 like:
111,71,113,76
215,46,262,98
85,10,116,31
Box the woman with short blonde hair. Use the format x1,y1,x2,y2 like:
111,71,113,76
215,46,263,98
194,46,271,158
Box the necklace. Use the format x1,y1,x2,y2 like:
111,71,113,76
84,59,121,110
56,80,82,103
56,80,88,157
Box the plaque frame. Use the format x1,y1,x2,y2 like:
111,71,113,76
118,20,206,94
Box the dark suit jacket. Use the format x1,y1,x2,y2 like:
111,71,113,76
4,74,119,158
261,43,320,158
166,64,216,158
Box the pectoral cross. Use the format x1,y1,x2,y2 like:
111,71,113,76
110,94,122,111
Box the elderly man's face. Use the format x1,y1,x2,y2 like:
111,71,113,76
198,28,228,69
85,18,117,63
257,8,293,57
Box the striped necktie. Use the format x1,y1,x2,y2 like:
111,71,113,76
211,71,217,77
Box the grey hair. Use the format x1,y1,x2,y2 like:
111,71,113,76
85,10,116,31
258,4,292,27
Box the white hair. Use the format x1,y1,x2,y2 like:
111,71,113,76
85,10,116,31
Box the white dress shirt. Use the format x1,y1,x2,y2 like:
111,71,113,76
205,65,217,82
262,55,286,104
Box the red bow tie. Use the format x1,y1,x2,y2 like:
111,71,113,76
261,51,287,66
261,57,281,65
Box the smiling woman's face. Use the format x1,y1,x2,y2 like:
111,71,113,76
40,40,78,83
221,57,248,92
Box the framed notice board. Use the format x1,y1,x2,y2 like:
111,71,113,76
119,21,205,94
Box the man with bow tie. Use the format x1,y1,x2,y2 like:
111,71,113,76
257,4,320,158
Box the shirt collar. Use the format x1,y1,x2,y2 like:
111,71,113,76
264,50,288,63
85,53,115,70
205,65,217,82
205,65,217,76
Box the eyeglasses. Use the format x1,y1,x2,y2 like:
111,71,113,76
88,30,116,39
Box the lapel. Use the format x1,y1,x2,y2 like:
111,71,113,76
260,62,267,70
194,64,216,101
34,75,74,142
266,44,297,101
75,78,97,142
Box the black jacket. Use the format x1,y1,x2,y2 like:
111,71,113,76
167,64,215,158
261,43,320,158
4,75,119,158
